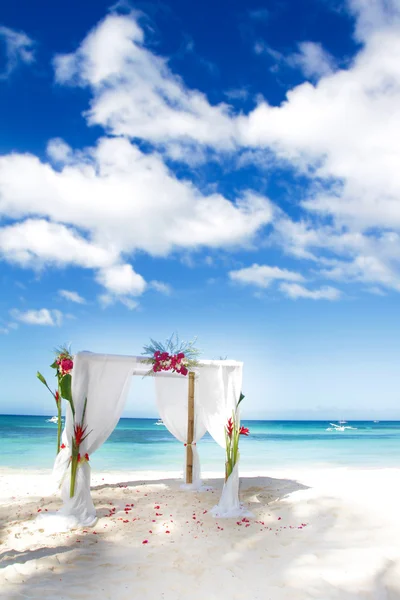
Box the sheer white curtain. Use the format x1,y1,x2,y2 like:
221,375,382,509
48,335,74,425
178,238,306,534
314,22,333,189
155,374,207,489
47,352,136,530
197,361,251,517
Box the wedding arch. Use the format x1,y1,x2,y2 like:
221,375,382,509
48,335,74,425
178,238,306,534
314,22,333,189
49,351,249,530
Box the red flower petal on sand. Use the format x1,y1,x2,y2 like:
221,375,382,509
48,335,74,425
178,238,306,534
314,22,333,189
142,540,148,544
165,530,170,534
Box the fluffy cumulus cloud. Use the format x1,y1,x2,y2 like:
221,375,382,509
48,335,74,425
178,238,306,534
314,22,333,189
2,0,400,308
286,42,336,79
53,14,236,151
51,3,400,295
9,308,63,326
0,25,35,79
0,137,272,306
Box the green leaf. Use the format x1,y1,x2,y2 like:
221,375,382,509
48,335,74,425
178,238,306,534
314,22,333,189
50,360,58,369
36,371,48,387
237,392,245,407
60,374,72,402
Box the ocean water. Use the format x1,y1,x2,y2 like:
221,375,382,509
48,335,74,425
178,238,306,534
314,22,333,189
0,415,399,472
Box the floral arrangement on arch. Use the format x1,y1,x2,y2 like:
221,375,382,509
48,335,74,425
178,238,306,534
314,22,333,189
142,333,201,376
37,345,91,498
37,345,74,455
225,392,249,481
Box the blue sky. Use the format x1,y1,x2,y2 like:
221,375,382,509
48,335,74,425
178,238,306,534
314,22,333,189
1,0,400,419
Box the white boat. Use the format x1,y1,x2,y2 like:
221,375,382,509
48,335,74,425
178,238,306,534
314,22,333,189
46,416,58,424
326,422,357,431
155,419,164,426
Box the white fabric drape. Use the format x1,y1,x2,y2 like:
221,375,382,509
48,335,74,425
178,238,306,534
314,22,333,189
155,375,207,489
48,352,136,530
196,361,250,517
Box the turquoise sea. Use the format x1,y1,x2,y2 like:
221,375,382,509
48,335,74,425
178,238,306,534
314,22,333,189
1,415,399,472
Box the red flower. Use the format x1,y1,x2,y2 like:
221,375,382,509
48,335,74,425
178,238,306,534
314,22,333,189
180,365,188,376
77,453,81,462
85,453,89,461
55,390,60,403
60,358,73,374
226,418,234,438
60,443,66,449
239,426,249,436
74,423,89,445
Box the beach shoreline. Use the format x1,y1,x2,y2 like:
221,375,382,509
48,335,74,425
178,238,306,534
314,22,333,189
1,466,400,599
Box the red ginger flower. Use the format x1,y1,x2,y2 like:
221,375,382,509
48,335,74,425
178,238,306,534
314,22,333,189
74,423,89,445
239,426,250,436
60,443,66,449
226,417,234,438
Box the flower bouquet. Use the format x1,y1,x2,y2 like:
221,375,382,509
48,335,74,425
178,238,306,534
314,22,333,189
142,333,201,376
37,345,75,454
37,345,91,498
225,393,249,481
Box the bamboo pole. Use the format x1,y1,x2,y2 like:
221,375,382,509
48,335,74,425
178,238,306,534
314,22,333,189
186,371,195,484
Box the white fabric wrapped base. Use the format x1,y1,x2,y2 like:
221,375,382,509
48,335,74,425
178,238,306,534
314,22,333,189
37,462,96,533
210,463,253,518
59,462,96,526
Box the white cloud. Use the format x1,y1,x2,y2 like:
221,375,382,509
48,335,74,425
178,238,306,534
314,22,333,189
279,283,341,300
0,136,273,306
2,5,400,303
229,264,304,288
98,293,138,310
0,219,117,269
96,263,146,295
10,308,63,326
0,25,35,79
53,14,235,152
46,138,73,164
348,0,400,42
150,280,172,295
58,289,86,304
320,255,400,291
287,41,336,79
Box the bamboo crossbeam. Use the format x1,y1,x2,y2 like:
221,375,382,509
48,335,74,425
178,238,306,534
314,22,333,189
186,371,195,484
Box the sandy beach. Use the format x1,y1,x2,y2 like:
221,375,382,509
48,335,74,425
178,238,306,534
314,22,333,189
1,467,400,599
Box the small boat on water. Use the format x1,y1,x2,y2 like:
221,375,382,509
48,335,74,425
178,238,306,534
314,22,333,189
46,416,59,423
155,419,164,426
326,422,357,432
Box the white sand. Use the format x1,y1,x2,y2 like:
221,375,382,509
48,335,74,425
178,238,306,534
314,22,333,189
1,466,400,600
